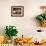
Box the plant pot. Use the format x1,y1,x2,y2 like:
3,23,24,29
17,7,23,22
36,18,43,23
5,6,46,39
40,20,46,27
11,36,17,44
7,39,12,44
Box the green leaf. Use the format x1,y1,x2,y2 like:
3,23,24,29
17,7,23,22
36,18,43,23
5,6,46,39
44,15,46,20
36,15,44,21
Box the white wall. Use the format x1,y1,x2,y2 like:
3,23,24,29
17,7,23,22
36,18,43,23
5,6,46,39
0,0,46,40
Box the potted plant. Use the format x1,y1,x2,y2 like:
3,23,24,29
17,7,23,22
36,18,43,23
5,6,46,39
5,26,18,43
36,14,46,27
36,6,46,27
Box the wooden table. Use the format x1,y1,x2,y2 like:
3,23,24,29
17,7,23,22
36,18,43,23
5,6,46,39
14,43,46,46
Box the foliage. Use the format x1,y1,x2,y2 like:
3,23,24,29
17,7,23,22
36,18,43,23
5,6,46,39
36,14,46,21
5,26,18,39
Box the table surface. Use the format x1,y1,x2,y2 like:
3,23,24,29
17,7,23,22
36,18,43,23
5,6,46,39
14,43,46,46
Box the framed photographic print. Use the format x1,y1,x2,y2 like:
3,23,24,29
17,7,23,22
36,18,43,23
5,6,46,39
11,6,24,17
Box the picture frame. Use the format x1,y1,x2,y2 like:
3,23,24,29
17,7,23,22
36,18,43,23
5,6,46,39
11,6,24,17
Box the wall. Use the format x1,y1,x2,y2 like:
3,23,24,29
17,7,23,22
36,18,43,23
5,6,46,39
0,0,46,41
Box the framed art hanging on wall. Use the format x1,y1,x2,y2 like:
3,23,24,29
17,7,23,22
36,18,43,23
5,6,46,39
11,6,24,17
